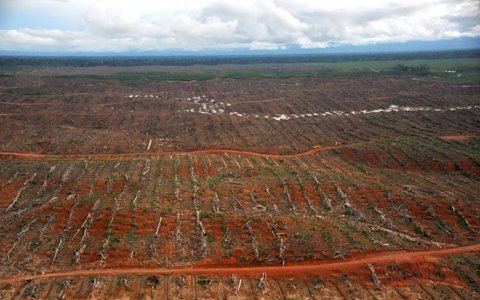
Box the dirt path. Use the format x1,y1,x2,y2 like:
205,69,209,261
0,101,57,106
0,143,361,161
1,243,479,284
0,142,356,160
440,135,476,141
367,96,393,101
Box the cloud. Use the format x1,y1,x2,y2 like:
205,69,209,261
83,7,141,36
0,0,478,52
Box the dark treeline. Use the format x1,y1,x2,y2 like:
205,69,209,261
392,64,431,76
0,49,479,67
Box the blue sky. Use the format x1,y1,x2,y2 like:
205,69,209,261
0,0,479,54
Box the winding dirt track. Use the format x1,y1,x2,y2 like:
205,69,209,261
1,243,479,284
1,135,475,161
0,143,361,161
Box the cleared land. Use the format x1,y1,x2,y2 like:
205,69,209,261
0,61,479,299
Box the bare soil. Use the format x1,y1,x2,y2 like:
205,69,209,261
0,73,479,299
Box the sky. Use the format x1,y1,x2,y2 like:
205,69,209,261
0,0,479,54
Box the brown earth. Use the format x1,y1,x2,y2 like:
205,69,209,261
440,135,476,140
0,73,479,299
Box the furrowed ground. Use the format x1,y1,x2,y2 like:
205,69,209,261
0,64,479,299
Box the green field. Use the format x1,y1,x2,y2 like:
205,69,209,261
54,58,479,82
315,58,480,83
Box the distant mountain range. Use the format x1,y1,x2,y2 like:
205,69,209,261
1,37,479,57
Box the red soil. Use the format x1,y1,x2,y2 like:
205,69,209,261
1,243,478,285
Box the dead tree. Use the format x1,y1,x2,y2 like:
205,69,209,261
413,222,432,238
321,191,332,210
132,190,140,209
372,227,403,246
75,245,86,263
98,251,108,260
103,201,118,248
175,275,186,297
436,219,454,237
249,189,258,206
122,277,130,290
17,218,37,239
58,277,72,299
61,163,75,183
154,217,162,237
296,174,317,214
212,192,220,213
333,248,348,259
1,242,18,262
288,278,296,289
264,184,278,211
463,256,480,270
311,175,332,210
7,207,27,226
336,185,364,220
72,199,100,263
230,187,245,210
367,263,381,289
303,190,317,214
190,166,201,208
6,171,19,186
5,186,28,212
282,181,296,212
242,221,259,260
27,285,38,298
365,230,384,246
149,243,158,259
389,193,413,222
451,205,476,233
175,188,181,202
2,218,36,262
36,172,49,198
52,239,63,263
93,277,106,289
192,185,200,208
426,208,453,236
258,272,269,295
190,166,198,183
175,212,183,245
231,274,242,294
72,213,93,241
116,184,127,210
196,210,208,258
267,220,286,266
106,177,113,194
142,159,151,178
222,228,233,249
394,205,413,222
373,206,393,228
35,213,53,246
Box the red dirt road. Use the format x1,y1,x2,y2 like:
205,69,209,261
0,142,361,161
1,243,479,284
